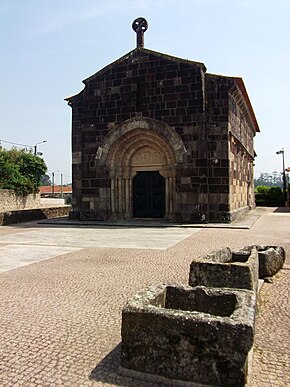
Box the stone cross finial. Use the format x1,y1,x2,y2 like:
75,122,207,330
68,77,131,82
132,17,148,48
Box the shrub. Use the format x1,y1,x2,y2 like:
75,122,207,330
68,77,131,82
255,185,285,207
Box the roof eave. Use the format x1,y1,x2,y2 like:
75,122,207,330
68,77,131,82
234,77,260,133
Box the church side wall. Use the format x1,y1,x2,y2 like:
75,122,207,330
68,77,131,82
205,75,231,222
70,94,84,219
228,93,256,213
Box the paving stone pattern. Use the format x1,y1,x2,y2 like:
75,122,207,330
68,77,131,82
0,207,289,386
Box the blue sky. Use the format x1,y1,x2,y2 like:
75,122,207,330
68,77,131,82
0,0,289,184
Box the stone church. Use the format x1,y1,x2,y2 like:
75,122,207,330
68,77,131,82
66,18,259,223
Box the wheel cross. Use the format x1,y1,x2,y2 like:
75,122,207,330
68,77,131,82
132,17,148,48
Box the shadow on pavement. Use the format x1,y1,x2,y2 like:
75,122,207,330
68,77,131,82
2,206,271,230
89,343,138,387
4,220,136,231
273,207,290,213
89,343,160,386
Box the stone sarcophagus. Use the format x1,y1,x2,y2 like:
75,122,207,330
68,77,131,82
189,247,259,292
121,284,256,386
241,245,285,279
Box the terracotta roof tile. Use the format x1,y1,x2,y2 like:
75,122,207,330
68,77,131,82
39,186,72,193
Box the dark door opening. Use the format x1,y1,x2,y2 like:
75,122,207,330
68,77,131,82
133,171,165,218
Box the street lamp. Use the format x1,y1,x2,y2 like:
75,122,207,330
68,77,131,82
51,170,60,196
34,140,47,155
276,148,286,205
51,171,55,195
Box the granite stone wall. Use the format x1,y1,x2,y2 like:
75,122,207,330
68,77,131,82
68,47,258,222
70,49,211,222
0,189,41,212
228,86,256,213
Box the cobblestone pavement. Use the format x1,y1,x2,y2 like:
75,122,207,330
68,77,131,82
0,207,289,386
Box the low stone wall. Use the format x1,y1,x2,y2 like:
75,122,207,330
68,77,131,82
0,189,41,212
121,284,256,386
0,206,70,226
40,198,66,207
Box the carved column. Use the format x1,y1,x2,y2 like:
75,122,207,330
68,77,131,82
128,177,133,217
118,177,122,215
165,177,169,218
125,178,130,218
169,177,174,215
111,178,115,215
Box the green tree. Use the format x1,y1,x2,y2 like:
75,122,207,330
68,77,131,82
0,148,47,194
254,172,283,188
40,173,51,186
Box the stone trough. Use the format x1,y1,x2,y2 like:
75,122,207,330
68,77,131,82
188,247,259,292
121,284,256,386
239,245,285,279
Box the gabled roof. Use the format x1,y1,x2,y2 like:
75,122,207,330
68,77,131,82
83,47,207,84
234,77,260,133
206,72,259,134
65,47,206,101
65,47,259,135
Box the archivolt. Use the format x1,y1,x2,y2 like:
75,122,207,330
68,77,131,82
95,117,184,219
97,116,186,166
107,128,175,169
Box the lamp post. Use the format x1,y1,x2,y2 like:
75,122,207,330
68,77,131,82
51,170,60,196
52,171,55,195
60,172,63,198
34,140,47,155
276,148,286,205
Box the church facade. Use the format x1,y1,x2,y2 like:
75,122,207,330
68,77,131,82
66,25,259,223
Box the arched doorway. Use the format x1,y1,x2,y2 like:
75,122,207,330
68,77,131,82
106,128,175,219
133,171,165,218
97,117,187,220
